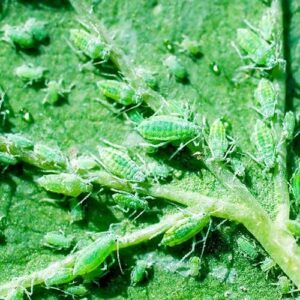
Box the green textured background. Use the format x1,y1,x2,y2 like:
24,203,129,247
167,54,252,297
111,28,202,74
0,0,298,299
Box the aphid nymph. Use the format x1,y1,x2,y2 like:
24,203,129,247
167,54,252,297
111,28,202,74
15,64,46,86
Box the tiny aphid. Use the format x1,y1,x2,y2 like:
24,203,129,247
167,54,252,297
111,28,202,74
189,256,201,277
208,119,229,160
147,161,173,182
112,193,149,211
64,284,89,296
5,133,34,151
260,257,276,274
33,144,67,170
126,109,144,124
287,219,300,237
258,4,278,41
236,236,258,260
97,146,146,182
71,155,98,174
44,267,75,286
69,198,85,223
42,79,74,105
69,28,110,62
160,213,210,247
137,115,199,142
130,260,150,286
25,18,48,43
15,64,46,85
282,111,296,142
0,152,17,165
73,233,116,276
277,276,291,294
97,80,142,106
5,288,23,300
135,68,158,90
235,28,281,69
42,231,73,250
253,119,276,170
230,157,246,177
37,173,92,197
179,36,202,58
254,78,277,119
164,55,188,82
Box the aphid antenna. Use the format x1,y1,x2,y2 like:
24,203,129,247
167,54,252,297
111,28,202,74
231,41,250,61
78,191,92,206
116,238,124,274
99,137,127,151
117,103,142,119
200,218,212,260
94,97,120,115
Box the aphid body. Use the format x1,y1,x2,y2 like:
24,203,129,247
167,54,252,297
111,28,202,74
254,78,277,119
260,257,276,273
131,260,150,285
0,152,17,165
15,64,46,85
64,284,89,296
71,155,98,174
37,173,92,197
112,193,149,211
69,198,84,223
97,80,142,106
230,157,245,177
25,18,48,42
73,233,116,276
137,115,199,142
277,276,291,294
179,36,202,58
42,231,73,250
253,120,276,170
5,133,34,151
282,111,296,141
236,236,258,260
44,267,75,286
189,256,201,277
160,213,210,247
164,55,188,81
69,29,110,61
208,119,229,160
43,79,73,105
98,146,146,182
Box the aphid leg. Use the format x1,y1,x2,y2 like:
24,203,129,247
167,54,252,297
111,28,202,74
95,97,120,114
99,138,127,151
113,204,129,214
179,237,196,263
140,141,170,149
133,209,145,221
116,238,124,274
243,19,263,37
231,41,251,61
200,218,212,260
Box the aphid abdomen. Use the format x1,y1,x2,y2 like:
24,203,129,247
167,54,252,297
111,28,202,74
73,234,116,276
112,193,149,210
137,116,198,142
208,119,228,160
44,268,76,286
254,120,275,169
255,79,276,119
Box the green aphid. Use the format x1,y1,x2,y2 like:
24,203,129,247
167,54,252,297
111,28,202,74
42,231,73,250
292,170,300,203
69,29,110,61
15,64,46,85
258,4,277,41
236,28,278,68
282,111,296,141
135,68,158,90
37,173,92,197
287,219,300,237
64,284,89,296
5,288,23,300
230,157,245,177
131,260,150,286
0,152,17,165
97,80,142,106
277,276,291,294
71,155,98,174
112,193,149,211
69,198,84,223
25,18,48,42
260,257,276,273
208,119,229,160
2,24,35,49
42,79,73,105
160,213,210,247
147,161,173,182
254,78,277,119
189,256,201,277
73,234,116,276
236,236,258,260
5,133,34,151
33,144,66,170
253,119,276,170
126,109,144,124
164,55,188,81
98,146,146,182
137,115,199,142
179,36,202,58
44,267,75,286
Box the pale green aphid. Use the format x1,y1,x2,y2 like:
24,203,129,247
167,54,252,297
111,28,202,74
164,55,188,82
147,161,173,182
71,155,98,174
33,143,66,170
236,236,258,260
97,146,146,182
112,193,149,211
0,152,17,165
5,133,34,151
137,115,199,142
5,288,23,300
97,80,142,106
44,267,75,286
253,119,276,170
258,4,277,41
179,36,202,58
160,213,210,247
254,78,277,119
260,257,276,273
42,231,73,250
282,111,296,142
73,234,116,276
135,67,158,90
42,79,74,105
189,256,201,277
25,18,48,43
37,173,92,197
277,276,291,294
69,28,110,61
287,219,300,237
64,284,89,296
208,119,229,160
230,157,246,177
130,260,150,286
69,198,84,223
15,64,46,85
